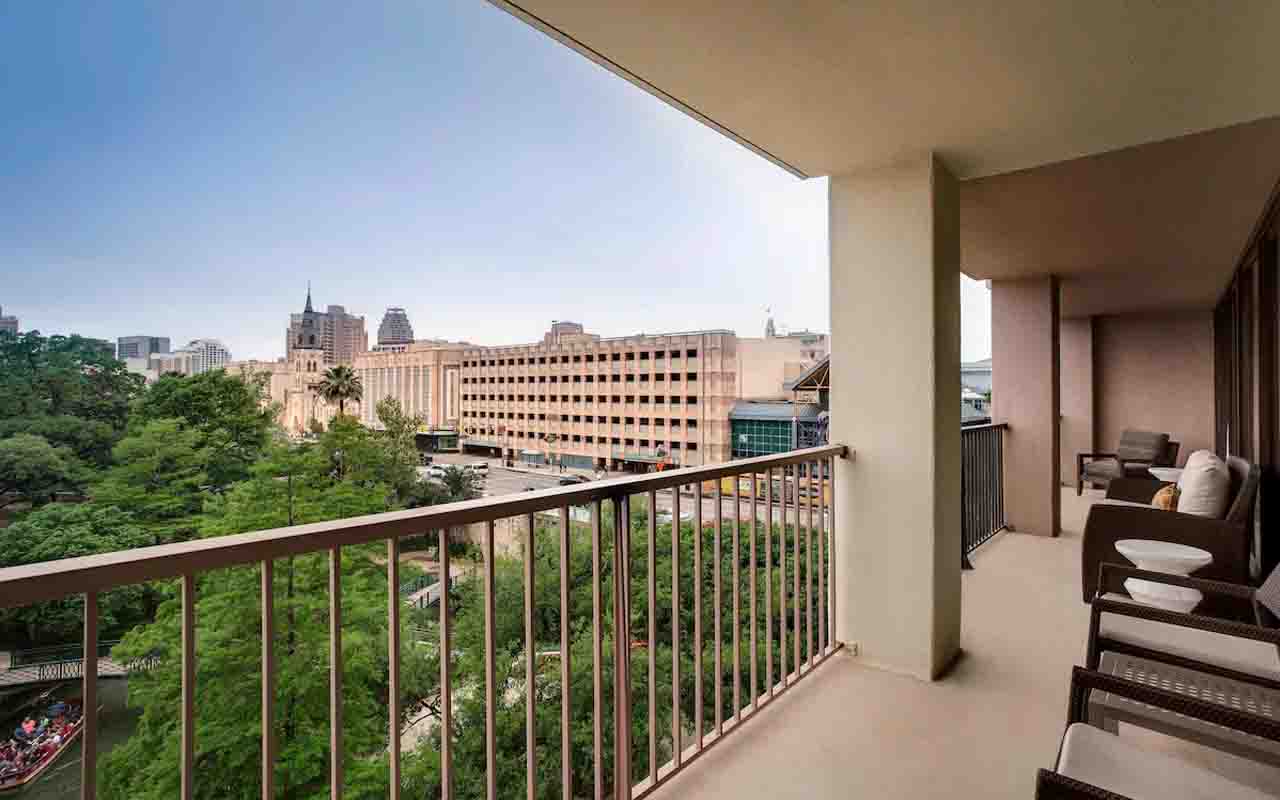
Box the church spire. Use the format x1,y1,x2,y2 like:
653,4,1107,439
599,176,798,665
304,281,313,313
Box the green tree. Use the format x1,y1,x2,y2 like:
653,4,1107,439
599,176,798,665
133,369,278,489
317,415,415,500
0,331,143,430
90,419,210,543
315,364,363,417
438,466,482,502
0,414,118,468
376,396,423,475
0,433,79,508
401,498,830,799
0,504,152,644
100,447,432,799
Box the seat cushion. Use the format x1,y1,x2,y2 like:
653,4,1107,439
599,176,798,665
1057,722,1272,800
1097,498,1154,509
1178,450,1231,518
1117,430,1170,463
1084,459,1124,480
1098,594,1280,680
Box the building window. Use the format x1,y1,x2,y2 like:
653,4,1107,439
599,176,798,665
686,349,697,357
730,418,791,459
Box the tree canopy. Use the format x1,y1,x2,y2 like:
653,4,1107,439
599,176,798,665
90,419,210,543
132,369,278,489
314,365,363,417
0,332,145,505
0,504,153,643
0,331,144,430
0,433,81,508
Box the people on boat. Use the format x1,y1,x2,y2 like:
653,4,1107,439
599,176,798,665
0,700,83,785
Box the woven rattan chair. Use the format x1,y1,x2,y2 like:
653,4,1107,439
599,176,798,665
1077,430,1176,496
1035,667,1279,799
1079,456,1259,602
1084,562,1280,766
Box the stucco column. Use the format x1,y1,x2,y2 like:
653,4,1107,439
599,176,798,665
991,277,1061,536
829,155,962,680
1060,318,1094,486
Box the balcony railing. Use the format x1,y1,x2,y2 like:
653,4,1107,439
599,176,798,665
0,444,846,800
960,422,1007,568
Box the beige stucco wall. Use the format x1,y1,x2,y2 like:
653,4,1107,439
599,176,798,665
1093,311,1214,465
735,336,829,400
829,155,961,681
1059,319,1094,485
991,276,1061,537
353,343,465,431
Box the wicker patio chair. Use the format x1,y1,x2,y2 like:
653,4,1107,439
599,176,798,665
1034,667,1280,799
1084,562,1280,766
1077,430,1176,496
1079,456,1259,602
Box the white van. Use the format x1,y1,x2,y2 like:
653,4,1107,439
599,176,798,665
468,461,490,473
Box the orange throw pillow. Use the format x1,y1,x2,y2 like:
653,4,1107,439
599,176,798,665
1152,485,1180,511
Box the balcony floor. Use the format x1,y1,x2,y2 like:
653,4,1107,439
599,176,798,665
652,489,1280,799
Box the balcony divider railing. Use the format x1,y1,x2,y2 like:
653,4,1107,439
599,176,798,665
960,422,1007,569
0,444,846,800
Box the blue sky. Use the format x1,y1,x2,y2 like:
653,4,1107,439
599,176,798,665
0,0,990,362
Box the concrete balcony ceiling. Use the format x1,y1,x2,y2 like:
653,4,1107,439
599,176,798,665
490,1,1280,316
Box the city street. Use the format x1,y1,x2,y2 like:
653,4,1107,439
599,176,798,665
420,453,829,527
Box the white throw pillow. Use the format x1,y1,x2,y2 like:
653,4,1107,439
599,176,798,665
1176,450,1230,518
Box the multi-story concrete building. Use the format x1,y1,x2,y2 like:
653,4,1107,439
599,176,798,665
0,306,17,336
352,341,464,432
286,287,368,365
376,307,415,347
460,323,742,470
117,335,170,360
226,351,351,435
154,339,232,376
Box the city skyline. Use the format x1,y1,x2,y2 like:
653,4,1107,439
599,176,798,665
1,0,991,361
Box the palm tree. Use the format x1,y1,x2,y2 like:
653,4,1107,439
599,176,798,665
314,364,363,417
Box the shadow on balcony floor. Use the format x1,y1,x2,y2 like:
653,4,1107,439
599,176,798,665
649,489,1280,799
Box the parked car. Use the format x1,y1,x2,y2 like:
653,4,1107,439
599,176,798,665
468,461,489,473
559,474,590,486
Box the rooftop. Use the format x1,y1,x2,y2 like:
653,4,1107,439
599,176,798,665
730,401,823,421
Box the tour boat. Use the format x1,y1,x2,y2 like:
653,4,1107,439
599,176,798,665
0,697,85,794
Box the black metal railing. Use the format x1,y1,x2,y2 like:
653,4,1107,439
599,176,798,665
11,640,121,667
961,422,1007,568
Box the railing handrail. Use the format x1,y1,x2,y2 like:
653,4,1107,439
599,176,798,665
10,640,122,668
961,421,1008,432
0,444,849,608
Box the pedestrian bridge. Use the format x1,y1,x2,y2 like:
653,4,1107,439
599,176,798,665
0,644,160,688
